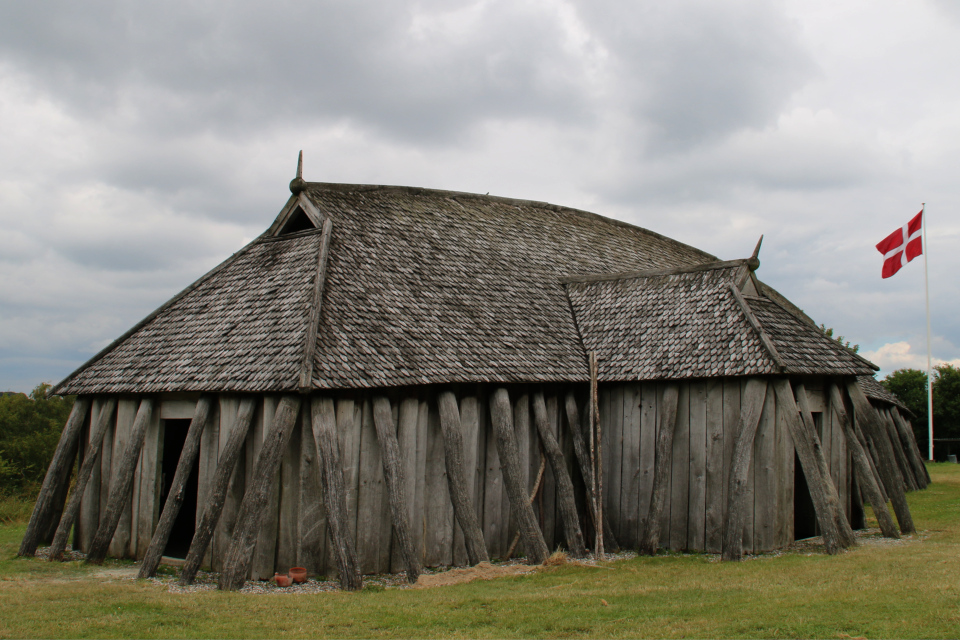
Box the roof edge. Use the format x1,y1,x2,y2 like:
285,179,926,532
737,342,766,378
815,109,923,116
559,257,758,285
303,181,719,263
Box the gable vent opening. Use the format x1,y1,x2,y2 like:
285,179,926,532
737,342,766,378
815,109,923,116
278,206,316,235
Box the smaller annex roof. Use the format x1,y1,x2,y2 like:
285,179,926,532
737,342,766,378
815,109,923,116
858,375,909,411
565,260,877,381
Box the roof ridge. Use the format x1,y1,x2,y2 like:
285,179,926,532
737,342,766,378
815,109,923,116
303,181,718,263
560,257,758,285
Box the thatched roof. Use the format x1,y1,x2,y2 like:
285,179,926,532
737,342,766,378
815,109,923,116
53,182,876,395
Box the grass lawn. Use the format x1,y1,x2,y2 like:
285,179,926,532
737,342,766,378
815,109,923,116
1,463,958,639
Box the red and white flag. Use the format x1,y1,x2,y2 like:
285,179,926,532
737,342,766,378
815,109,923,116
877,210,923,278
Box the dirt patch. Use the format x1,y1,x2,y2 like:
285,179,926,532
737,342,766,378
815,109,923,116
90,566,139,580
413,561,536,588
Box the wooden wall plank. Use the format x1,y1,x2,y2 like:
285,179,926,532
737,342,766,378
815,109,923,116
704,379,724,553
669,384,690,551
740,379,755,553
509,392,531,557
602,386,623,546
541,393,558,551
638,383,657,550
559,393,578,548
297,402,327,577
109,398,137,559
195,399,218,567
620,383,641,548
214,396,243,572
775,387,795,548
482,394,505,559
721,379,740,552
356,398,386,573
160,399,197,420
688,381,707,552
252,396,280,580
337,397,362,556
413,398,429,564
395,396,420,571
78,399,103,553
459,392,482,560
277,409,301,573
135,406,162,558
425,398,454,566
753,384,777,552
98,402,115,532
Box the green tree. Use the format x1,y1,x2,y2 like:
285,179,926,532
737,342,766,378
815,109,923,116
0,384,74,493
882,365,960,458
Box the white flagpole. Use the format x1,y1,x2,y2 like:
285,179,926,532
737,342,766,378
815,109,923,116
922,203,934,460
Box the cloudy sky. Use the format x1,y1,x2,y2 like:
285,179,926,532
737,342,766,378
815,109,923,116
2,0,958,392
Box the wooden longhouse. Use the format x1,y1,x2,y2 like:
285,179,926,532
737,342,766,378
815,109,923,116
22,165,929,589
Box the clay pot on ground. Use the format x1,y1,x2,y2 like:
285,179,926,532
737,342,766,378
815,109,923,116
289,567,307,583
274,573,292,588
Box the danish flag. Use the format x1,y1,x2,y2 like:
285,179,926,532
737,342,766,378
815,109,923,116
876,210,923,278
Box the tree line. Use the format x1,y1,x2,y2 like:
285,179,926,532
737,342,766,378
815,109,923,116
882,364,960,458
0,384,74,495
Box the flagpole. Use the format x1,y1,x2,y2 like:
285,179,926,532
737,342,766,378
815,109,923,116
923,203,934,460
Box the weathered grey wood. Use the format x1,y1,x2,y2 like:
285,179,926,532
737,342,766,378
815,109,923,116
138,396,214,578
179,397,257,585
490,388,548,564
108,399,137,559
482,394,505,559
637,383,657,548
540,393,558,550
851,412,888,503
196,397,219,567
704,380,724,553
620,383,641,547
590,354,603,557
49,398,117,560
251,397,282,579
97,403,115,543
753,384,777,552
603,386,624,544
532,391,585,557
639,383,679,555
372,395,422,581
219,395,302,590
277,409,302,573
845,380,915,534
891,409,929,489
297,403,327,577
413,398,430,563
669,384,690,551
437,391,489,566
76,399,106,553
395,396,421,571
772,380,842,554
423,399,454,566
729,283,785,370
795,383,857,549
512,393,531,556
312,397,362,590
901,416,931,481
775,381,795,547
563,391,619,551
298,217,334,392
356,398,386,573
688,381,707,551
739,382,755,553
20,397,91,557
721,378,767,561
827,384,898,539
135,407,162,559
86,398,156,565
560,257,758,284
214,396,244,571
337,397,362,550
880,409,917,492
721,379,740,549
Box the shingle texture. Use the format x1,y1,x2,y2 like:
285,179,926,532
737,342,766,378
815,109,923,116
58,232,321,394
745,295,875,376
567,267,777,380
858,375,907,409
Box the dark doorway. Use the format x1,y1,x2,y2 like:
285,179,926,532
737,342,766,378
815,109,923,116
850,473,866,530
794,452,818,540
158,419,198,558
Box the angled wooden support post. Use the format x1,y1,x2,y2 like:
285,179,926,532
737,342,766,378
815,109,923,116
86,398,156,565
138,396,214,578
436,391,489,566
891,410,929,488
372,395,422,582
879,409,918,492
531,390,586,557
490,388,548,564
795,383,857,549
639,382,679,556
721,378,767,561
772,379,844,554
845,380,915,534
311,396,362,591
563,391,619,552
219,395,302,590
20,397,91,557
48,398,118,561
827,383,899,539
179,397,257,585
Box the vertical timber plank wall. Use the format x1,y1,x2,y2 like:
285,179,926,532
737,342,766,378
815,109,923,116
740,379,755,553
637,384,657,546
704,380,724,553
722,379,740,551
425,398,454,566
357,397,389,573
109,398,137,558
413,397,429,564
98,402,115,542
668,384,690,551
297,402,328,576
753,386,777,552
620,384,641,547
459,392,481,562
775,387,795,547
338,395,362,555
214,396,242,571
540,393,558,551
602,387,624,547
688,381,707,552
78,399,103,553
194,398,218,568
252,396,279,580
136,406,162,558
277,409,301,573
482,393,505,559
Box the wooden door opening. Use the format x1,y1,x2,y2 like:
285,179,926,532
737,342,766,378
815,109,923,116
158,418,198,558
793,411,824,541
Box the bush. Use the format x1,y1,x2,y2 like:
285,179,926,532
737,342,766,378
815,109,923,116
0,384,74,494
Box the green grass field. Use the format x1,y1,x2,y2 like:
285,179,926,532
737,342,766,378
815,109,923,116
1,464,958,639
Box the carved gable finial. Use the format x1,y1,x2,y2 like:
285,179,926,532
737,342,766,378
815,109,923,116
290,150,306,194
